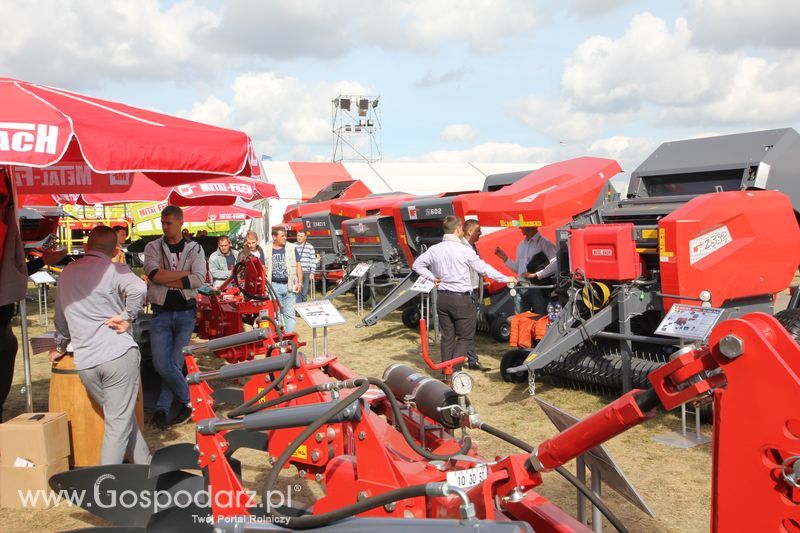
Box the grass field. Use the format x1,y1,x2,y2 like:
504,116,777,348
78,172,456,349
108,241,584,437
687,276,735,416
0,286,724,533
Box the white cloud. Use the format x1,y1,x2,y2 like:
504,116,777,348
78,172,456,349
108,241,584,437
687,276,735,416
510,96,609,142
687,0,800,51
562,13,729,112
180,96,232,129
1,0,544,89
416,67,469,87
0,0,217,89
419,142,553,163
563,0,635,18
440,124,479,143
207,0,542,57
586,135,658,173
560,12,800,126
181,71,369,160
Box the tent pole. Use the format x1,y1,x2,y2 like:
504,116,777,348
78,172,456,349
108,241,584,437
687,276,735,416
18,297,33,412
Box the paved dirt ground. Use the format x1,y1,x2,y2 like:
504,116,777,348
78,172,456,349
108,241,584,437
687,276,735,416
4,278,778,532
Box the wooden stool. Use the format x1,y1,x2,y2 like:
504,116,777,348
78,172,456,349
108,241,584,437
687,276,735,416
49,354,144,467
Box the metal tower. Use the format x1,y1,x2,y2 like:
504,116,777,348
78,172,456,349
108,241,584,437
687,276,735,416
332,94,382,162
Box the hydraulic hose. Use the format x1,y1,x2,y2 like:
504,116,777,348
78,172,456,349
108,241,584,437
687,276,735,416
261,379,370,512
479,422,628,533
257,375,475,528
227,340,297,418
365,376,473,461
236,382,330,416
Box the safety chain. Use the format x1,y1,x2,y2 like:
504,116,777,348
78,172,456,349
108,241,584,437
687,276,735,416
527,369,537,396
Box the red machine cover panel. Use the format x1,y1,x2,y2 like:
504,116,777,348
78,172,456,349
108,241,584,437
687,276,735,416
569,223,640,281
659,190,800,309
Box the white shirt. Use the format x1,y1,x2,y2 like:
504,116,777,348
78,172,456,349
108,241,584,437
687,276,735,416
505,232,558,280
413,235,507,293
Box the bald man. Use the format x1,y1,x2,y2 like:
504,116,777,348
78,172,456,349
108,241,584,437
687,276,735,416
51,225,150,465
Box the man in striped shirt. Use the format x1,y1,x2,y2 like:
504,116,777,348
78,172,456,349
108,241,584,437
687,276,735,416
295,230,317,303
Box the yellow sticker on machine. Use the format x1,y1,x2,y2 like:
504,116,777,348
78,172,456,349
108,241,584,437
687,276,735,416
525,352,537,363
256,388,266,405
658,228,673,258
641,229,658,239
292,444,308,460
483,298,491,306
500,216,543,228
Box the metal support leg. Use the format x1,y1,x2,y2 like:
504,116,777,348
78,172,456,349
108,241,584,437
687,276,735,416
681,403,687,436
37,285,43,325
432,289,440,343
591,468,602,533
43,284,49,328
19,298,33,412
577,456,588,524
312,327,318,358
618,291,633,393
323,326,328,356
421,293,429,332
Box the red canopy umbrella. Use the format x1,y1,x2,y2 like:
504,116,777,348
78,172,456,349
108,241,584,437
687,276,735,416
0,78,261,187
181,204,263,223
15,173,278,206
0,78,264,412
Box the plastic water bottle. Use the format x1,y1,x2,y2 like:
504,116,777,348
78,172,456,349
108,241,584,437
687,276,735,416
554,303,562,320
546,302,555,322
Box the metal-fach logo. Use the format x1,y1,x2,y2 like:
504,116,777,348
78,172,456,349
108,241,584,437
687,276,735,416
0,122,60,154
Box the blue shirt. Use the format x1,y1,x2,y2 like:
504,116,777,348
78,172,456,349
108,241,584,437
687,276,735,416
271,247,301,283
413,235,508,293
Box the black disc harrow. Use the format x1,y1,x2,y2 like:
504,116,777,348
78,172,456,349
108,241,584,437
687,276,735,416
540,349,666,393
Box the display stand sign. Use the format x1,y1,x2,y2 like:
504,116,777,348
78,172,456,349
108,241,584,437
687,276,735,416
295,300,346,328
30,271,57,327
652,303,718,449
295,300,346,357
349,262,371,278
410,277,435,294
655,304,723,341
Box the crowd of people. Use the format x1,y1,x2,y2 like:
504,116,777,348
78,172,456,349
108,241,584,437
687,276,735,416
0,204,319,466
0,204,557,468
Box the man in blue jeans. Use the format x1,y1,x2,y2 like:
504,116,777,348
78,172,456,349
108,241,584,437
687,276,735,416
144,206,207,429
262,227,303,332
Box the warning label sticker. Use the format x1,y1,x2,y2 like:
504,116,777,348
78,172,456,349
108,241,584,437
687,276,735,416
689,226,732,265
292,444,308,460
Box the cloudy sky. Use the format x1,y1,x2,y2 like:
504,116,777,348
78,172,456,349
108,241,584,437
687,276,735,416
4,0,799,173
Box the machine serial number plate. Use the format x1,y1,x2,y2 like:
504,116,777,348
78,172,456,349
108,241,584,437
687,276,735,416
446,464,488,489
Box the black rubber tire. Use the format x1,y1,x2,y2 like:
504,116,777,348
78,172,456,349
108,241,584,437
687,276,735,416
490,314,511,342
500,349,529,383
775,308,800,344
401,306,421,329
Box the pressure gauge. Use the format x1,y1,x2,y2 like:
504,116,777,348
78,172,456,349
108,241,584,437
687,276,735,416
450,371,474,396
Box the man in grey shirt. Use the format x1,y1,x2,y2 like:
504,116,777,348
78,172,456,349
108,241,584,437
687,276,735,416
51,226,150,465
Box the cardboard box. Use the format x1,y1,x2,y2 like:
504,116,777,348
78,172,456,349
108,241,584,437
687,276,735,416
0,412,70,466
0,457,69,509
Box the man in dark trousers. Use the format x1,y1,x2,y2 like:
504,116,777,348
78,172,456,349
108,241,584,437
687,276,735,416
413,216,515,370
462,219,490,371
144,205,207,429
